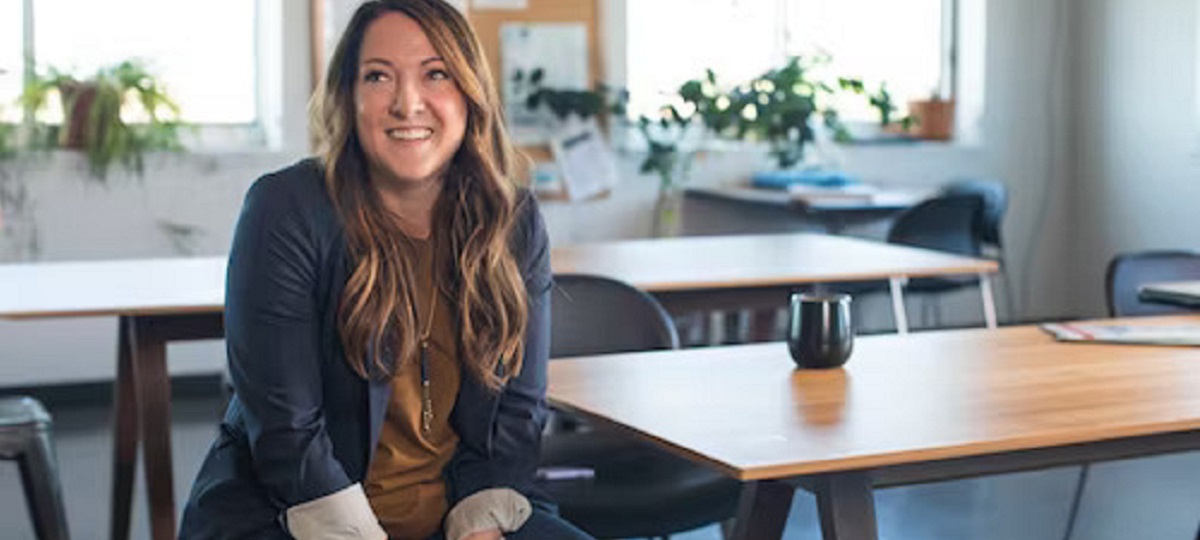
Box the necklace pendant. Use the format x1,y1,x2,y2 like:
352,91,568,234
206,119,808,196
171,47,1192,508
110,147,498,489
421,381,433,435
420,340,433,434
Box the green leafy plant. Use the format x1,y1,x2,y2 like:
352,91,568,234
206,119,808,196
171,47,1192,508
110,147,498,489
838,78,915,131
512,68,620,121
20,60,185,180
706,56,847,169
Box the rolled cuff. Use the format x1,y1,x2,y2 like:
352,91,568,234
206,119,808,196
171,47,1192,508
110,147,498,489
284,483,387,540
444,488,532,540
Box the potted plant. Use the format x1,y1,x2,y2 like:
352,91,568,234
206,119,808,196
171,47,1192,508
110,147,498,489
20,60,186,180
704,56,847,170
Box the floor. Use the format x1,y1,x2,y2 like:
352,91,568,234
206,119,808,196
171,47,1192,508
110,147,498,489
2,388,1199,540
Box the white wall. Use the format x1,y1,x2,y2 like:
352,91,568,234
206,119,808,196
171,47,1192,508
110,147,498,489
1071,0,1200,316
0,0,1085,386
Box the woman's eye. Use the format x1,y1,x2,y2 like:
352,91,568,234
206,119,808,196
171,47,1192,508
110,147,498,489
428,69,451,81
363,70,388,83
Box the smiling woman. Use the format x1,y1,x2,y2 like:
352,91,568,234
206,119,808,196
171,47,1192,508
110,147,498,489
178,1,593,540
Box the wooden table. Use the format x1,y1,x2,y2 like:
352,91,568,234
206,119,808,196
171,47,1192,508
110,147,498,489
546,315,1200,540
0,235,995,539
552,233,1001,333
1140,280,1200,308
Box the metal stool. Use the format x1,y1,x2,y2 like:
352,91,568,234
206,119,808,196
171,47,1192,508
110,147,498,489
0,396,70,540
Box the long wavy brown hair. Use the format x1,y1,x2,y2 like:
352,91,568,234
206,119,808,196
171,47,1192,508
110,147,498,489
310,0,529,390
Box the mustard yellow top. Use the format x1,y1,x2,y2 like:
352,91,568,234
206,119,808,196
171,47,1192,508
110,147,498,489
364,236,462,540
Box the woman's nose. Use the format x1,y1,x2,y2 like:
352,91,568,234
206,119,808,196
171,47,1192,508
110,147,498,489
389,80,426,117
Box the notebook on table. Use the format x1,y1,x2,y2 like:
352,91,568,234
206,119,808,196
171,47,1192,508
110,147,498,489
1041,322,1200,346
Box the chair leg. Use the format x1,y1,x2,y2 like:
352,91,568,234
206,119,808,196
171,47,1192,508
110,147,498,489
17,427,70,540
1060,463,1091,540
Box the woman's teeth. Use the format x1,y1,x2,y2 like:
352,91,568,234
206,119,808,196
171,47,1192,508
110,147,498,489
387,128,433,141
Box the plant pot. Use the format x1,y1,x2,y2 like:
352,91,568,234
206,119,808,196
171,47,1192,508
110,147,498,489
58,82,98,150
907,99,955,140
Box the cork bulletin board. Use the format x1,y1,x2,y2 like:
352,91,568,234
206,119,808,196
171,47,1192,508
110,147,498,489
468,0,603,161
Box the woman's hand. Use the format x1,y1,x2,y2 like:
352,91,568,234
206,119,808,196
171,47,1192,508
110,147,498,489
461,529,502,540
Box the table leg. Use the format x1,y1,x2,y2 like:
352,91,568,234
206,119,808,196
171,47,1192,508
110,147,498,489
979,273,998,329
888,277,909,334
110,316,138,540
816,472,878,540
133,318,177,540
730,479,794,540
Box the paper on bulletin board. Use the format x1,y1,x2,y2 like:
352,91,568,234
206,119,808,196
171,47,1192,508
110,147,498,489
471,0,526,9
550,118,617,201
500,22,589,145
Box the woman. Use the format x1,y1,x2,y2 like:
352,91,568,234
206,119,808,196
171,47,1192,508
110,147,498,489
179,1,591,539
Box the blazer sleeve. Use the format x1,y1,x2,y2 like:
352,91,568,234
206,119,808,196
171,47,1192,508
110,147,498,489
446,193,554,501
224,172,353,508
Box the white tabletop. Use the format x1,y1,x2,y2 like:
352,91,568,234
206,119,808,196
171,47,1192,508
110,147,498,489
0,257,226,319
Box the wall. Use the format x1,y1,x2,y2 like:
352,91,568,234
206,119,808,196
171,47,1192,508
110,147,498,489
1071,0,1200,316
0,0,1083,386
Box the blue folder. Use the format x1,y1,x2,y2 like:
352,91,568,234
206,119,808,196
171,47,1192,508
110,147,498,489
751,170,861,190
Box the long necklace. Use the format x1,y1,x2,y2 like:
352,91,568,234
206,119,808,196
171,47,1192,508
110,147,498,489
416,245,438,436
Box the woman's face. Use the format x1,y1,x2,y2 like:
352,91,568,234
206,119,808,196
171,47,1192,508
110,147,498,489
354,12,468,190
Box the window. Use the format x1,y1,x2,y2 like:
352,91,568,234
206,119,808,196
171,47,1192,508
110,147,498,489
6,0,259,126
625,0,954,125
0,2,23,123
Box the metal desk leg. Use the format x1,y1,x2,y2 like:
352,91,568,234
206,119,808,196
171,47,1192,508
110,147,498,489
888,277,909,334
979,273,998,329
816,472,878,540
730,480,795,540
110,316,138,540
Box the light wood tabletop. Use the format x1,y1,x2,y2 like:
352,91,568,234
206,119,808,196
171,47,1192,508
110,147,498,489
546,315,1200,539
550,232,998,293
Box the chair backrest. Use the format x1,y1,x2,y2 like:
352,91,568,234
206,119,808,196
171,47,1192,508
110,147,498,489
887,193,985,257
1105,251,1200,317
942,178,1007,249
550,273,680,358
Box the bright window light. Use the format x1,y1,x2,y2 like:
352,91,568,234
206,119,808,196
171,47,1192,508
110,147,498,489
0,2,22,123
31,0,258,125
626,0,949,124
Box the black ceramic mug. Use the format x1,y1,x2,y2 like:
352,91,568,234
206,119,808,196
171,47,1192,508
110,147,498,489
788,292,854,369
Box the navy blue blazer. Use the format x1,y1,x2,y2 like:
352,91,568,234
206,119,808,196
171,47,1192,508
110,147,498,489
179,159,553,539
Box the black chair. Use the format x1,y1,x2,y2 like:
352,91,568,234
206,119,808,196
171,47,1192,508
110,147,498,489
942,178,1007,257
539,274,741,539
1105,251,1200,317
0,396,70,540
889,193,986,292
833,193,986,329
942,179,1013,318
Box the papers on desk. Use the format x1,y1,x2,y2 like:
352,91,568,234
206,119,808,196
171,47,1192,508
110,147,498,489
1040,322,1200,346
788,183,879,206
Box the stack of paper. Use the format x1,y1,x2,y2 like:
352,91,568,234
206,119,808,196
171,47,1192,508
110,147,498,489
1040,322,1200,346
788,183,879,206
